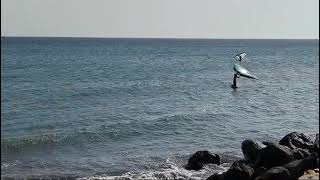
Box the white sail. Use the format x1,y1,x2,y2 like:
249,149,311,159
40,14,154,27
233,64,258,79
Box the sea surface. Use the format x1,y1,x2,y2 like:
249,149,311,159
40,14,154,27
1,37,319,179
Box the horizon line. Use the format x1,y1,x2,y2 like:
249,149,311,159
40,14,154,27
1,35,319,40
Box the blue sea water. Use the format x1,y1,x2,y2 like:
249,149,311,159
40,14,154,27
1,37,319,179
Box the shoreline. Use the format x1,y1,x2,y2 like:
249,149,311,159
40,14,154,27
1,132,318,180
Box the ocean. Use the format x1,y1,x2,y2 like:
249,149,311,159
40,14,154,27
1,37,319,179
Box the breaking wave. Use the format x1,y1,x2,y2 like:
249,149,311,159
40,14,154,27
77,159,230,180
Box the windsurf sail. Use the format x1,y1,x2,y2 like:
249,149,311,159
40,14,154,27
234,64,258,79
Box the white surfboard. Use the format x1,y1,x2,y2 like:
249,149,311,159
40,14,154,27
234,64,258,79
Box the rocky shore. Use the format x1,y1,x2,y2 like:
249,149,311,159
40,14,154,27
185,132,319,180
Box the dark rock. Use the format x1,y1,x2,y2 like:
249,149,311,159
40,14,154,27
219,153,242,164
261,141,274,146
185,150,221,170
252,167,267,179
284,153,319,179
206,173,225,180
292,148,311,159
223,160,254,180
279,132,314,151
66,177,77,180
255,143,295,169
241,139,265,164
257,166,290,180
314,134,319,156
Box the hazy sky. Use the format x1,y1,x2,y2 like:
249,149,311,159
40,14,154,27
1,0,319,39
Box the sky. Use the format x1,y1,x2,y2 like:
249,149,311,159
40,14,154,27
1,0,319,39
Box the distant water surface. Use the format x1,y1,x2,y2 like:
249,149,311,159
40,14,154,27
1,38,319,179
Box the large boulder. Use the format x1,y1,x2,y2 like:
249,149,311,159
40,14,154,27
241,139,265,164
206,173,225,180
284,153,319,179
185,151,221,170
255,143,295,169
292,148,311,160
279,132,314,152
252,167,267,179
256,166,291,180
223,160,254,180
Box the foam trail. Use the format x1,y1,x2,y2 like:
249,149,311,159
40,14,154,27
77,159,229,180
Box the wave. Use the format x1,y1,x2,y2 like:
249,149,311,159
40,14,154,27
1,129,133,152
1,161,229,180
1,133,70,151
1,143,240,179
1,112,233,152
1,129,140,152
154,53,210,59
77,159,229,180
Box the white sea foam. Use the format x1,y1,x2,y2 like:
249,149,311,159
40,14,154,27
77,159,229,180
1,162,17,169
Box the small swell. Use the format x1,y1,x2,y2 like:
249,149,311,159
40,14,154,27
1,133,69,151
1,126,144,152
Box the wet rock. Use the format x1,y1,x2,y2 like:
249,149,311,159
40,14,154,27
257,166,290,180
279,132,314,152
185,150,221,170
261,141,274,146
205,132,318,180
206,173,225,180
255,143,295,169
223,160,254,180
284,153,319,179
241,139,265,164
252,167,267,179
292,148,311,159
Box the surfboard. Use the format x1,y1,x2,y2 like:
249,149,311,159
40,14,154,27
231,84,239,89
234,64,258,79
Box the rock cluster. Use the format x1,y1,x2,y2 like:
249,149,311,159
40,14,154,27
185,150,221,170
185,132,319,180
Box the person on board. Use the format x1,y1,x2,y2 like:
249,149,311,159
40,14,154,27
231,72,240,88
